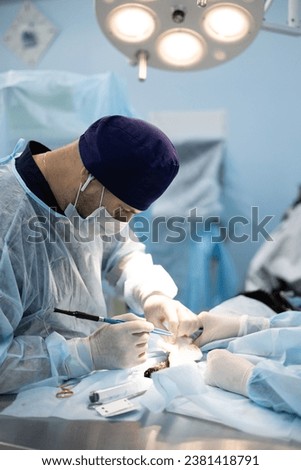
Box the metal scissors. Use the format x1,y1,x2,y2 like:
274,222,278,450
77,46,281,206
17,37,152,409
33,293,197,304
56,385,74,398
56,378,80,398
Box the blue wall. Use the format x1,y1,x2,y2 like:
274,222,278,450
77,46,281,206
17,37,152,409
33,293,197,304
1,0,301,287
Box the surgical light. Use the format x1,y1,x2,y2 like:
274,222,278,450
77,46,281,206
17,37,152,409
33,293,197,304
106,4,156,43
94,0,301,81
203,4,252,42
157,30,206,67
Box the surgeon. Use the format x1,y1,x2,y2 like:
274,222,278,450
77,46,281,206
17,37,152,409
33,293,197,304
0,115,201,394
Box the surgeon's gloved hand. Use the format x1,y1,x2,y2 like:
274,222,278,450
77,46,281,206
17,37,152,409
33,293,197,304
143,294,201,339
193,311,270,348
88,313,154,370
205,349,255,397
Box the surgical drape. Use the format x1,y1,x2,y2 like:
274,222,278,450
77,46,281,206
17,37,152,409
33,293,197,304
0,69,135,155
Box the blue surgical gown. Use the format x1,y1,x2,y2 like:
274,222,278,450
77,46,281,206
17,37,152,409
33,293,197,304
203,296,301,418
231,313,301,417
0,151,177,394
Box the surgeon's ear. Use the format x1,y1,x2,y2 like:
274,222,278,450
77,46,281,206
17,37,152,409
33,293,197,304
80,166,90,181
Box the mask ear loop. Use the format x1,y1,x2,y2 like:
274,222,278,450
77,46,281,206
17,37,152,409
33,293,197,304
73,174,95,208
73,183,82,208
81,174,95,192
99,185,105,208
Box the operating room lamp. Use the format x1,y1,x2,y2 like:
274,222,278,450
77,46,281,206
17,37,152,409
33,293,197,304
95,0,301,80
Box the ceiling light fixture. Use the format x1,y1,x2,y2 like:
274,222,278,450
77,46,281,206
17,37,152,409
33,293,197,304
94,0,300,81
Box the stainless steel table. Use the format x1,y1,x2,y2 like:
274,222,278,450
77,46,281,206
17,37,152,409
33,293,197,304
0,395,300,450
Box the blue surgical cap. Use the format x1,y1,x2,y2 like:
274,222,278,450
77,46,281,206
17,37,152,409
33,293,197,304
78,115,179,211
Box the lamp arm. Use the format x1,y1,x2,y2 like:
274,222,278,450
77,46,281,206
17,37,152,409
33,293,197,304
264,0,274,13
262,0,301,34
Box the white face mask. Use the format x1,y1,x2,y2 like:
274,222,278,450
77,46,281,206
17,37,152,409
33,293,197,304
64,175,129,241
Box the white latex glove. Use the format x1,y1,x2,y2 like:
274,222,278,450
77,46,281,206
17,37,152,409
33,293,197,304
194,311,270,348
205,349,254,397
143,294,202,338
88,313,154,370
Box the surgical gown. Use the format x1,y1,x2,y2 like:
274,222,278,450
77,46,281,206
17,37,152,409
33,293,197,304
0,151,177,394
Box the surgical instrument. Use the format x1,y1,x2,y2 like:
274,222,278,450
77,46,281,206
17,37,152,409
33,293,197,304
54,308,173,336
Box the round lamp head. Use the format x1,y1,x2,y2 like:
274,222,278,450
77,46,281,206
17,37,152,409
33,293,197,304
95,0,265,77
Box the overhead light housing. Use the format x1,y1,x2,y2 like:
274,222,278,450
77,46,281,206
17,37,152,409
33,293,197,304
94,0,266,80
